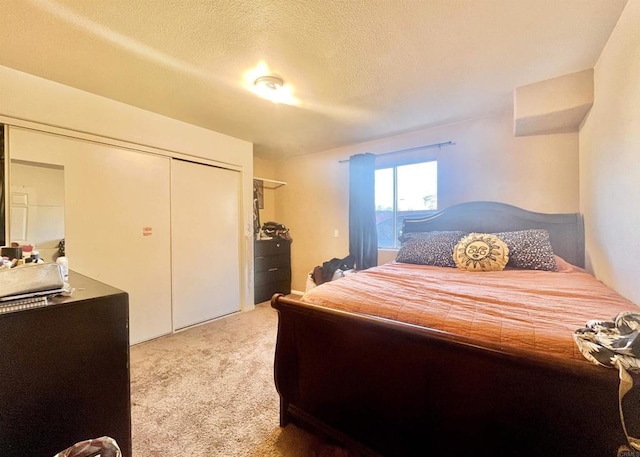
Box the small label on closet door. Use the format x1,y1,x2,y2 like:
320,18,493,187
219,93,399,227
142,226,153,236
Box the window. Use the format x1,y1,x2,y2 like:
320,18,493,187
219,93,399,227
375,161,437,248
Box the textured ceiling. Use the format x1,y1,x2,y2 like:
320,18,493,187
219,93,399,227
0,0,628,159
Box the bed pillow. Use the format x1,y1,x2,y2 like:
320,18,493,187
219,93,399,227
492,229,557,271
396,231,466,267
554,255,576,273
454,233,509,272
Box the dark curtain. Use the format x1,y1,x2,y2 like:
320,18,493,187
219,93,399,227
349,153,378,270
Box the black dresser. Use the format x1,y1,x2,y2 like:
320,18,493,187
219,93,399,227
255,238,291,303
0,271,131,457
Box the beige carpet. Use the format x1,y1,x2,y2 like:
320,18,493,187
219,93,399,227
130,301,360,457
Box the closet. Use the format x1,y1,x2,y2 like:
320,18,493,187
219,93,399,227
5,126,243,344
171,159,240,329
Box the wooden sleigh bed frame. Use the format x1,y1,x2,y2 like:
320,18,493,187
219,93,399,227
271,201,635,457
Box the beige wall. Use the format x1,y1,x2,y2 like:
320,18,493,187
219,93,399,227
514,69,594,136
579,0,640,305
274,109,579,291
515,69,593,120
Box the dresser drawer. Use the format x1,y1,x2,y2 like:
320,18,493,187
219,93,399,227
255,253,290,272
255,239,290,257
255,267,291,287
254,280,291,304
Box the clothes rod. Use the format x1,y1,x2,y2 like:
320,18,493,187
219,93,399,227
254,176,287,189
338,141,455,163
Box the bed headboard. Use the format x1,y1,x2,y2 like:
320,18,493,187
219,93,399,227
402,201,585,268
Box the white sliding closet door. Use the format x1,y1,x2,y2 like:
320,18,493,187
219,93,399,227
171,159,241,330
8,126,173,345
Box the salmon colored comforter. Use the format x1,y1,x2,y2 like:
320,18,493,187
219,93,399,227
302,261,639,362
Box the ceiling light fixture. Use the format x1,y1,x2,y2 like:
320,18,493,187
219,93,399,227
244,63,299,105
252,75,287,104
254,75,284,92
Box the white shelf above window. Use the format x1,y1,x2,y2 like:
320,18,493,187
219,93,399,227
254,177,287,189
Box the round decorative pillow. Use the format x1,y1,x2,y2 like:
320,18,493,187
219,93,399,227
454,233,509,272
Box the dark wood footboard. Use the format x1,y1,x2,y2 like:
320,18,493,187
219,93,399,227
272,294,633,457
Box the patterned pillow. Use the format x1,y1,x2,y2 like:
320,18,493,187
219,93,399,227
396,231,466,267
454,233,509,271
492,229,557,271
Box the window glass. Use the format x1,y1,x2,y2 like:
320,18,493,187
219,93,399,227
375,161,437,248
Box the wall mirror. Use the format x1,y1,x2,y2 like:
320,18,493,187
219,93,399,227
8,159,65,262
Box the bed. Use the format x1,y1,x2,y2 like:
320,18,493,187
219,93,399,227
271,201,639,457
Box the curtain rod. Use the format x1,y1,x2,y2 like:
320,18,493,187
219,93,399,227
338,141,455,163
